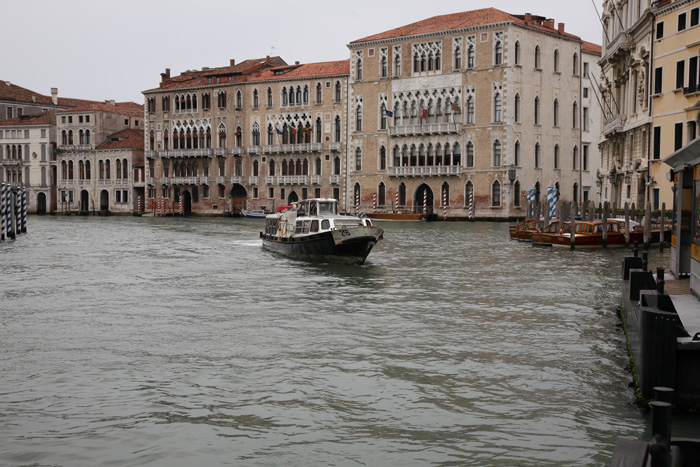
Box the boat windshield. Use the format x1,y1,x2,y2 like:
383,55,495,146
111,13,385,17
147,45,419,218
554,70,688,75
319,202,336,215
334,219,363,228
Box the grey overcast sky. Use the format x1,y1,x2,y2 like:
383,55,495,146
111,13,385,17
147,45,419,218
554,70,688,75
2,0,603,104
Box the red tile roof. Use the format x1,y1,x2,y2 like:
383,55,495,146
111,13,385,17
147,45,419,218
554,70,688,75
0,111,56,127
96,128,144,150
58,101,143,117
248,60,350,82
143,56,289,93
582,41,602,55
350,8,581,44
0,80,55,106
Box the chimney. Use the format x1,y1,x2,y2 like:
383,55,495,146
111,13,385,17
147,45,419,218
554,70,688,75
51,88,58,105
160,68,171,84
295,61,300,65
544,18,554,29
524,13,532,24
558,23,565,33
230,59,235,67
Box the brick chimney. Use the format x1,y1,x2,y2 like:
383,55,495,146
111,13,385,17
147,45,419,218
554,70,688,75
230,59,235,67
544,18,554,29
160,68,171,84
558,23,565,33
524,13,532,24
51,88,58,105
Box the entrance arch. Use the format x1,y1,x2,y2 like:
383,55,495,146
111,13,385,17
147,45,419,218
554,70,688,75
100,190,109,211
80,190,89,213
287,191,299,204
415,183,434,215
230,184,247,214
182,190,192,214
36,192,47,214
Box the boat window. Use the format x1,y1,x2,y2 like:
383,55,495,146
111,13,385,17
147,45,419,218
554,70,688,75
321,220,330,230
310,220,319,232
334,219,363,227
295,220,303,234
319,202,335,214
595,225,602,233
609,223,619,232
303,220,311,233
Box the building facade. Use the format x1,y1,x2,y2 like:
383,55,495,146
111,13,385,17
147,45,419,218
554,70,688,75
581,43,604,205
0,112,56,213
55,101,144,213
651,0,700,210
346,9,598,218
142,57,350,215
598,0,655,209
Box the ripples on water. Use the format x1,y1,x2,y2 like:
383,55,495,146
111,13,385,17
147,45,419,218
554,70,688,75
0,216,676,466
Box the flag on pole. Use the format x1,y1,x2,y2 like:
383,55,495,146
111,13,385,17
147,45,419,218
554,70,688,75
451,103,461,114
275,126,284,135
288,124,296,135
385,109,394,117
420,108,428,120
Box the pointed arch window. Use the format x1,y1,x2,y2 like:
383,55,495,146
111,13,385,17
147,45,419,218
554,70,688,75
554,49,560,72
315,118,322,143
467,42,475,69
466,141,475,168
535,142,541,168
335,81,341,103
573,101,579,128
253,89,259,109
267,87,273,107
355,148,362,171
491,180,501,207
236,91,242,109
316,83,322,104
380,55,388,78
554,144,560,169
493,92,502,123
554,98,560,127
334,116,341,142
514,140,521,166
514,181,521,207
534,96,541,124
356,104,362,131
514,93,521,123
467,95,475,124
573,53,579,75
378,182,386,207
356,56,363,80
493,139,502,167
380,146,386,170
515,41,521,65
535,45,541,69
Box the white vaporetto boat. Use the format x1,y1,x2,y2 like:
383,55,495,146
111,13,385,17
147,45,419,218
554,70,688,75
260,198,384,265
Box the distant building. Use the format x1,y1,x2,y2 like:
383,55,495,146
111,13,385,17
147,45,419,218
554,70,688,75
142,57,350,214
0,112,56,213
346,8,601,218
581,42,603,205
55,101,144,213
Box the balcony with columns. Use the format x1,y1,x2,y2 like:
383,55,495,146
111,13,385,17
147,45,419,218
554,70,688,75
387,165,463,177
160,149,213,158
389,122,461,137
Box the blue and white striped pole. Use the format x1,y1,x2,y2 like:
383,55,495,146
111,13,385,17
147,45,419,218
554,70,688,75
0,183,5,240
527,187,533,218
550,187,558,223
8,186,16,239
547,183,554,223
21,187,27,233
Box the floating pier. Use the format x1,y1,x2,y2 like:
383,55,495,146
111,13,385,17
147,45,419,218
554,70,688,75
0,183,28,241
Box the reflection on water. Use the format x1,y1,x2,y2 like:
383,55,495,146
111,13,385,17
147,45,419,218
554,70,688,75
0,215,683,466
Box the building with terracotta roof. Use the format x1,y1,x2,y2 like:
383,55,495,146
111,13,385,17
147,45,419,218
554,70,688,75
0,112,57,213
346,8,601,218
55,101,144,213
142,56,350,214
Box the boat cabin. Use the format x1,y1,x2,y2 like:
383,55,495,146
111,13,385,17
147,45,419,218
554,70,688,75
574,221,622,234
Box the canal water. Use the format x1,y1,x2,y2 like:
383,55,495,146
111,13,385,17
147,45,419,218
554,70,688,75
0,216,695,466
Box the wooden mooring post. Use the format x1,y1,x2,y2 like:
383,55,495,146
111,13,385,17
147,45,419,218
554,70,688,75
602,201,609,249
624,202,631,248
660,203,666,250
644,201,652,249
570,201,577,250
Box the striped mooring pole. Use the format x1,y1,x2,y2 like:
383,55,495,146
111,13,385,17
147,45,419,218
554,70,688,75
137,196,142,215
443,188,447,220
21,187,27,233
372,192,376,212
469,188,474,219
395,191,399,211
355,190,359,215
423,189,427,215
179,196,183,215
0,183,6,241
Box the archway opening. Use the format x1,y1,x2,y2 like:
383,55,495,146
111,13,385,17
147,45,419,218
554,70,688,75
415,183,434,215
36,192,47,214
100,190,109,211
230,184,247,215
287,191,299,205
80,190,89,213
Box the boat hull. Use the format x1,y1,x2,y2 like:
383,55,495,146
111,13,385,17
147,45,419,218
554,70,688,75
261,226,383,265
367,212,423,221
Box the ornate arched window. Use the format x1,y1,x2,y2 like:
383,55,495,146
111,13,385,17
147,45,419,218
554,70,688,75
491,180,501,207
